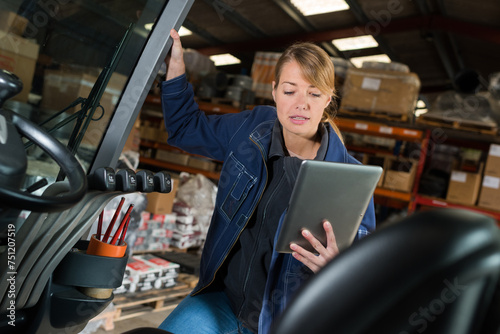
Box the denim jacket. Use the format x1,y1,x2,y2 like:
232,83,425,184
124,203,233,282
161,74,376,333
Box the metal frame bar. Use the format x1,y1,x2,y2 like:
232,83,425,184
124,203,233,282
90,0,195,173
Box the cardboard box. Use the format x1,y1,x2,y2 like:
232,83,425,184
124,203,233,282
341,67,421,117
0,31,40,102
122,117,141,152
0,11,29,36
485,144,500,177
382,158,417,193
363,154,388,187
446,169,483,206
155,149,190,166
145,177,179,215
478,175,500,211
41,68,127,147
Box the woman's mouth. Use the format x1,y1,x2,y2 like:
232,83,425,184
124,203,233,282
290,116,309,124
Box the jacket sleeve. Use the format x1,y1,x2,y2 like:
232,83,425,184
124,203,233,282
161,74,252,161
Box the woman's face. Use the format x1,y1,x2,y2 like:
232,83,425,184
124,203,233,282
272,60,331,143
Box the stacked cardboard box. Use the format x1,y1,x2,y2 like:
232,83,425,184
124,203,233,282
363,154,388,188
145,177,179,215
382,157,418,193
446,164,483,206
41,67,127,147
341,67,420,119
478,144,500,211
0,30,40,102
0,11,29,36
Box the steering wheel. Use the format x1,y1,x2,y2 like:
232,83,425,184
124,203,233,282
0,70,87,213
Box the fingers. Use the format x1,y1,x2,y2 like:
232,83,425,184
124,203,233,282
291,243,324,273
301,229,325,254
289,220,339,273
323,220,339,254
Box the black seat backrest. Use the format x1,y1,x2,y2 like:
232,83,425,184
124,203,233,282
271,208,500,334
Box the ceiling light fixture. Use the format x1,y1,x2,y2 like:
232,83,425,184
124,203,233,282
210,53,241,66
178,26,193,36
350,54,391,68
290,0,350,16
332,35,379,51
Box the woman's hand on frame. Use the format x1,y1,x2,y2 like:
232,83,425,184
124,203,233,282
165,29,186,81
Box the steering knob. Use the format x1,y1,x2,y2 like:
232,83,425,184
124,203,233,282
0,69,23,107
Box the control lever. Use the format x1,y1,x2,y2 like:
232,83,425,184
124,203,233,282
116,168,137,192
136,170,154,193
153,171,172,193
87,167,116,191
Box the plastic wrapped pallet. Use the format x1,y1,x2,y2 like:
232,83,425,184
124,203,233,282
251,51,281,100
341,67,421,119
418,91,498,133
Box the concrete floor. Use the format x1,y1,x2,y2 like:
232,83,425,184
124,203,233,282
88,307,173,334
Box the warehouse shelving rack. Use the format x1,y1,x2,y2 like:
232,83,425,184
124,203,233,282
139,97,500,223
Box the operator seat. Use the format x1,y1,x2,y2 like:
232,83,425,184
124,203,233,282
123,208,500,334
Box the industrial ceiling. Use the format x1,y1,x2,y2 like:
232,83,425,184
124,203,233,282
179,0,500,98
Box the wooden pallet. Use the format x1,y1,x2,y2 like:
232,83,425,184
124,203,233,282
339,108,409,122
416,114,498,135
112,282,193,322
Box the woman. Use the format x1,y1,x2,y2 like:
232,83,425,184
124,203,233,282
159,29,376,334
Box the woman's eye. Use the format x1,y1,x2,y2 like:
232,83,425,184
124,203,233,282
284,91,294,95
311,93,321,98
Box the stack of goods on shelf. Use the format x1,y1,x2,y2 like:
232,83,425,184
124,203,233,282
363,154,387,187
140,115,168,144
417,144,459,199
478,144,500,210
0,10,39,103
250,52,353,103
169,173,217,250
416,91,498,135
183,48,217,89
171,202,203,249
196,71,228,101
340,61,421,122
114,255,180,294
382,156,418,193
446,149,484,206
41,65,128,148
224,74,255,108
131,212,176,252
331,57,353,91
251,51,281,101
139,113,219,173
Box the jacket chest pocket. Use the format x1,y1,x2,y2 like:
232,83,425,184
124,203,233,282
221,154,257,222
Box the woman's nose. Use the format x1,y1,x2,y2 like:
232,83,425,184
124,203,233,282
295,94,308,110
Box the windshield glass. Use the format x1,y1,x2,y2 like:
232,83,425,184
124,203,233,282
0,0,167,192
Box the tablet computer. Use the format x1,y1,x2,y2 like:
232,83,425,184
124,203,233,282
275,160,382,253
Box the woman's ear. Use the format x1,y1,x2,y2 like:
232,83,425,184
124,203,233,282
325,95,332,109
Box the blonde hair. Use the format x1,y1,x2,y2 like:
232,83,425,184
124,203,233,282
274,42,343,142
